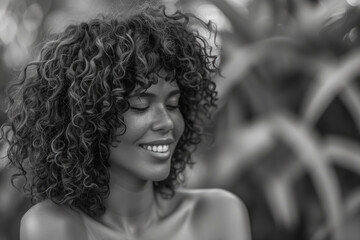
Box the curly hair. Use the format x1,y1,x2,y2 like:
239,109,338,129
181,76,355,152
0,5,219,217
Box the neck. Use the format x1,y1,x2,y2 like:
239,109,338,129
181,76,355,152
100,172,158,233
106,179,155,217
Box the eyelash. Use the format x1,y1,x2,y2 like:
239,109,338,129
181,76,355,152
129,106,149,112
166,105,180,110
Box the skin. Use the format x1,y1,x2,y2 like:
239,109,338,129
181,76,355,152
19,79,251,240
108,79,184,190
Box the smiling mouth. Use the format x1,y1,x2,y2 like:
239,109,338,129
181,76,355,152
140,144,170,153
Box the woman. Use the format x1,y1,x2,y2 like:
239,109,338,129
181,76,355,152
1,5,250,240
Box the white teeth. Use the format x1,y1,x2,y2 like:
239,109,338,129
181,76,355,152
141,144,170,153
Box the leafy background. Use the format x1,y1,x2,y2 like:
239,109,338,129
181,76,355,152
1,0,360,240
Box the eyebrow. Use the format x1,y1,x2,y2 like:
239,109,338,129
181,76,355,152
131,89,181,99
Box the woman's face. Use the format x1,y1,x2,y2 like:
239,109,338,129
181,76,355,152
109,78,185,186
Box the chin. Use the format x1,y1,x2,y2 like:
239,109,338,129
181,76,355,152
148,166,171,182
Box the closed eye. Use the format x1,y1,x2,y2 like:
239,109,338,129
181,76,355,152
166,105,180,110
130,106,149,112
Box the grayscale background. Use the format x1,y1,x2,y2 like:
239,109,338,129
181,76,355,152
1,0,360,240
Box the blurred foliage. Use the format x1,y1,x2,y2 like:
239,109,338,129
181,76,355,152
182,0,360,240
2,0,360,240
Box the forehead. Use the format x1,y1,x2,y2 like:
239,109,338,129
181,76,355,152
131,80,180,98
147,79,179,93
129,70,180,97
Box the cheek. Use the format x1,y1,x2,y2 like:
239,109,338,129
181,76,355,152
174,112,185,138
120,114,151,141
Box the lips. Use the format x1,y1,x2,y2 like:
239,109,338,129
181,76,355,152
140,138,174,145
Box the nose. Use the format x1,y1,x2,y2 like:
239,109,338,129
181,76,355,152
151,106,174,132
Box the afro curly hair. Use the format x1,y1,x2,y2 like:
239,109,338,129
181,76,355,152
1,4,219,217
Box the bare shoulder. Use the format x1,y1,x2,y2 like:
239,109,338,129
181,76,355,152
177,188,246,213
20,199,86,240
178,188,251,240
